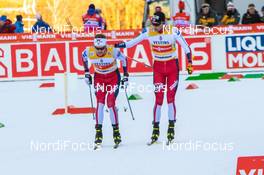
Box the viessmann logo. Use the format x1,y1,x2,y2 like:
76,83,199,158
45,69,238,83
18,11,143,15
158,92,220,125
236,156,264,175
226,35,264,69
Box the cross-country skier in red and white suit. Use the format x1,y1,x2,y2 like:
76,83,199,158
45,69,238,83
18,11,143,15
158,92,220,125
115,12,193,144
82,34,129,147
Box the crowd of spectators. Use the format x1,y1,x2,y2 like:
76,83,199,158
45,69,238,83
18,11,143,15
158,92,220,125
0,2,264,34
0,3,107,34
0,13,52,34
0,15,16,33
196,2,264,27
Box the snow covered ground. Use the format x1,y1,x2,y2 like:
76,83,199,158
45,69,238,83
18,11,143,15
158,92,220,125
0,75,264,175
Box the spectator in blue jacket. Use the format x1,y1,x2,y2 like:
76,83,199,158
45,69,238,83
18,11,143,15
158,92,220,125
0,15,7,22
32,14,52,33
14,15,24,33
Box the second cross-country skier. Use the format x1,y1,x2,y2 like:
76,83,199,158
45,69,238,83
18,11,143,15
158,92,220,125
115,11,193,145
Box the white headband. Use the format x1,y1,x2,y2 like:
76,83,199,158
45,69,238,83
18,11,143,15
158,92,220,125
94,38,107,47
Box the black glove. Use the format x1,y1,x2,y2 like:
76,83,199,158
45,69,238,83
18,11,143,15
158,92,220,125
114,42,126,48
121,72,129,87
84,73,92,85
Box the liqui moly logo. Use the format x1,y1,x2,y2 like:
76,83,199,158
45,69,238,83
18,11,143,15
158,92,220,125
226,35,264,69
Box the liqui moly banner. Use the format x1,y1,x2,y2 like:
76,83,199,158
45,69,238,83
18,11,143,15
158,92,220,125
226,35,264,70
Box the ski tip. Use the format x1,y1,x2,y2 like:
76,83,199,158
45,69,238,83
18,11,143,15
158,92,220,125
113,144,120,149
147,140,157,146
166,140,174,146
94,144,102,150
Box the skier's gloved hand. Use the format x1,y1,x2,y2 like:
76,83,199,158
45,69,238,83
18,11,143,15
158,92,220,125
84,72,92,85
187,61,193,75
114,42,126,48
121,72,129,88
186,53,193,75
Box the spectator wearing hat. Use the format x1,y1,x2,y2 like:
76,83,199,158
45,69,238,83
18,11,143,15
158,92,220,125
196,3,218,27
32,14,52,33
145,6,166,27
221,2,240,25
261,6,264,22
0,15,7,22
0,16,16,33
242,4,261,24
155,6,166,22
82,4,103,32
14,15,24,33
172,0,191,27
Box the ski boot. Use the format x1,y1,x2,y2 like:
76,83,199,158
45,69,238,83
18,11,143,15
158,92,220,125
113,124,121,148
167,120,175,144
94,124,103,149
148,122,160,145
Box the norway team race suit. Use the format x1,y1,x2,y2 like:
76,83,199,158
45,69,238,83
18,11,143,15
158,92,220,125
115,26,192,124
82,46,127,126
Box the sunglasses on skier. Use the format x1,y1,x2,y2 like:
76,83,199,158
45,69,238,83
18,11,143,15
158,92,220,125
152,22,162,26
95,46,106,51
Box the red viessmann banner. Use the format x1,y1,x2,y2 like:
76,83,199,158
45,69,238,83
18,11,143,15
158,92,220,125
0,24,264,43
0,36,212,81
0,24,263,81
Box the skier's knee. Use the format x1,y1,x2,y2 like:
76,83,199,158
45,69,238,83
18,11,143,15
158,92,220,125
167,92,176,104
167,97,175,104
155,93,164,105
107,99,115,108
97,99,105,104
155,98,163,105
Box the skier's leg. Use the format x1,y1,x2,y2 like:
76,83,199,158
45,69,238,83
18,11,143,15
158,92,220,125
166,60,180,141
151,68,166,142
94,77,106,125
106,70,121,144
167,59,179,122
153,71,166,123
167,76,179,122
94,76,106,145
107,70,121,126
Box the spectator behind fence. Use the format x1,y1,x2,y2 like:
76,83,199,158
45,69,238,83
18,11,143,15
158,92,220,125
221,2,240,25
96,9,107,30
172,0,190,27
82,4,103,32
155,6,166,22
14,15,24,33
261,6,264,22
145,6,166,27
32,14,52,33
196,3,218,27
242,4,261,24
0,15,7,22
0,15,16,33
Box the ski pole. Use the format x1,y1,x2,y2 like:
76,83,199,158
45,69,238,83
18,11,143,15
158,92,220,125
123,84,135,120
88,83,95,120
125,55,153,68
